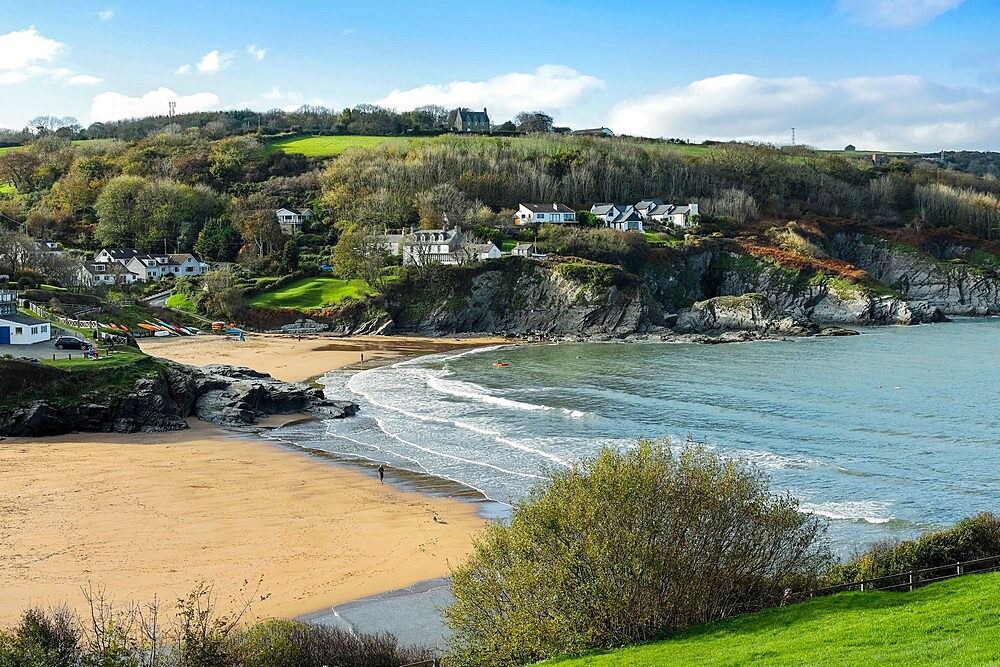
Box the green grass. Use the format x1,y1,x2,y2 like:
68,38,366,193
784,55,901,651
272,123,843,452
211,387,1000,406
0,146,18,155
501,240,519,252
267,135,414,156
166,292,199,312
545,573,1000,667
247,277,372,309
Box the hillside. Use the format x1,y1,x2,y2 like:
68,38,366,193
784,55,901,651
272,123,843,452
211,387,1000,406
545,572,1000,666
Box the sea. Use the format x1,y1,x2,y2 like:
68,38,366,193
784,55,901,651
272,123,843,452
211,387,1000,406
267,317,1000,645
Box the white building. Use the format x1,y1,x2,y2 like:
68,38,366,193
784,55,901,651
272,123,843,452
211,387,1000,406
401,228,500,265
276,207,312,235
0,290,50,344
633,200,700,228
86,249,210,286
591,203,645,232
514,203,577,226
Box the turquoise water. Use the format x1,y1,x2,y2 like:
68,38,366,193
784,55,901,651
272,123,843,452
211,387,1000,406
271,318,1000,555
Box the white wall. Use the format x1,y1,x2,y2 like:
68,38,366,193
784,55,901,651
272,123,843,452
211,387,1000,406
0,318,50,344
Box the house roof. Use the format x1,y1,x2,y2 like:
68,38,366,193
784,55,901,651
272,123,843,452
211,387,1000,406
572,127,615,136
512,243,535,251
650,204,675,216
520,203,575,213
609,207,643,224
99,248,146,260
0,312,48,326
635,199,664,211
469,243,497,254
590,203,622,216
407,228,461,244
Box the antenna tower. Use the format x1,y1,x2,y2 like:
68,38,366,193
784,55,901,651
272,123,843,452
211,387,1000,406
168,101,176,121
791,127,796,146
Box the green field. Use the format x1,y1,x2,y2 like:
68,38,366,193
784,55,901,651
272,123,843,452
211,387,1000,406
545,573,1000,667
267,135,415,156
247,277,372,309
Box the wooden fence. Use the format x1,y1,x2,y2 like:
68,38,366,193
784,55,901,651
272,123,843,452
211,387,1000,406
794,554,1000,601
28,302,100,330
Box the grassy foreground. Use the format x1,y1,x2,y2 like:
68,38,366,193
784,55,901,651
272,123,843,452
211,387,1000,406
545,573,1000,667
247,276,372,309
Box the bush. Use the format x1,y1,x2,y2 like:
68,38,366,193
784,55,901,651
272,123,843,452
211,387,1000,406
444,440,831,667
826,512,1000,585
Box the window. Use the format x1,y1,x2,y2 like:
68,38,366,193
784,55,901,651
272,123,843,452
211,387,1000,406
536,213,544,219
42,325,48,332
15,327,22,335
31,326,37,334
186,267,193,272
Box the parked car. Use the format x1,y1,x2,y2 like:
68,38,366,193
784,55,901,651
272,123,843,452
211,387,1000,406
54,336,93,350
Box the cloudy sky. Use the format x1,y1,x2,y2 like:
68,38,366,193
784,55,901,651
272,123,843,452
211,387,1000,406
2,0,999,150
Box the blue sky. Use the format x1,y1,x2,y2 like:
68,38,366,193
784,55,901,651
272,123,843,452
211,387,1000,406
2,0,999,150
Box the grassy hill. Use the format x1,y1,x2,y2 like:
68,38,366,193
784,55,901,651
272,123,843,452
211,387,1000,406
247,276,372,309
544,573,1000,666
266,135,415,156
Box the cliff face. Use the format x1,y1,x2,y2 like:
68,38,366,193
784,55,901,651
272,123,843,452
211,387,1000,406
367,231,1000,338
828,233,1000,315
0,361,358,437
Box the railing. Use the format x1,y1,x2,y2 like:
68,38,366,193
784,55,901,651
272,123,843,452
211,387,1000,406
794,554,1000,602
28,302,101,330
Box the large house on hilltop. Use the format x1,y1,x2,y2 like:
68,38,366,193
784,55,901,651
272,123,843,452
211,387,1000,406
451,108,491,133
514,203,577,226
386,228,500,265
276,207,312,235
0,289,50,345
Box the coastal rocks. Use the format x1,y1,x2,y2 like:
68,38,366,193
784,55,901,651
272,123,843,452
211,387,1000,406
0,361,359,437
674,294,819,335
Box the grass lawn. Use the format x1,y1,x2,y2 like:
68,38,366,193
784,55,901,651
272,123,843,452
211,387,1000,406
545,573,1000,667
165,293,199,312
247,277,372,309
267,135,414,156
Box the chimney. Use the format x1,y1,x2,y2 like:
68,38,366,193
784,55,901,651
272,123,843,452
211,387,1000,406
552,203,557,210
483,107,487,114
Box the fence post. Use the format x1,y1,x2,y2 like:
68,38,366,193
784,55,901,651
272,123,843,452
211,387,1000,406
908,572,913,592
958,563,964,575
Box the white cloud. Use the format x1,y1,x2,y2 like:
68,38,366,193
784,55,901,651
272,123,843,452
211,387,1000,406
836,0,965,28
246,44,267,61
377,65,603,122
196,49,233,74
0,27,63,72
98,9,115,21
175,64,192,75
91,87,219,122
69,73,102,85
606,73,1000,151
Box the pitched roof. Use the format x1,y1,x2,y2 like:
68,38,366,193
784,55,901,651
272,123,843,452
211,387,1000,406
0,312,48,326
609,207,643,224
100,248,145,260
635,199,664,211
520,203,575,213
590,203,621,216
458,109,490,123
512,243,535,251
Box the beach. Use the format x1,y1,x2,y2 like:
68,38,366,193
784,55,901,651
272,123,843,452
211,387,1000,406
139,333,511,382
0,333,515,628
0,420,488,627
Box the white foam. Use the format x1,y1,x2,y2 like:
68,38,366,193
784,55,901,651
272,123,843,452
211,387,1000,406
440,344,509,362
799,500,892,524
426,376,553,412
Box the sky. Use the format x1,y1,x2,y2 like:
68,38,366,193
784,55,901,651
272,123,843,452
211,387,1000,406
2,0,1000,151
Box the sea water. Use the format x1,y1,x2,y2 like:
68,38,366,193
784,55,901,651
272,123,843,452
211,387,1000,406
273,318,1000,643
269,317,1000,555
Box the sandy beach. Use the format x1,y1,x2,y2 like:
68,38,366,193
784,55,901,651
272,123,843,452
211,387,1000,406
139,333,511,382
1,333,515,628
0,420,489,627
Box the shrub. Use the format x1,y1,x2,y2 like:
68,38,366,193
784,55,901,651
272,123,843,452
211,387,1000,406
826,512,1000,585
444,440,831,667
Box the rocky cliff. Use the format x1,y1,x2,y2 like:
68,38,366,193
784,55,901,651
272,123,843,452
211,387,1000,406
0,360,358,437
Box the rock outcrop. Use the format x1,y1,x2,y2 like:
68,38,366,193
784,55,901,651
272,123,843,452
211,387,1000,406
0,361,358,437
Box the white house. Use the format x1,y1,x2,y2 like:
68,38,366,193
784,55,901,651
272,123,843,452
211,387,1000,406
646,202,700,227
571,127,615,137
276,207,312,235
515,203,577,226
403,228,464,265
469,243,502,261
88,249,210,285
0,290,50,344
511,243,536,257
607,207,645,233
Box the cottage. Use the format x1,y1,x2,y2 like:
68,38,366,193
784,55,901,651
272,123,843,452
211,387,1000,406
468,242,502,261
0,290,49,344
511,243,536,257
452,108,491,133
571,127,615,137
606,206,645,233
276,207,313,235
645,203,699,227
515,203,577,226
87,248,209,285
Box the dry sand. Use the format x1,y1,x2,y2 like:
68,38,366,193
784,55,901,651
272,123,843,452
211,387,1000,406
0,421,489,627
139,333,511,382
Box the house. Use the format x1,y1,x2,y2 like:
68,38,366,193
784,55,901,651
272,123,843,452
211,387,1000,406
571,127,615,137
511,243,536,257
606,206,645,233
452,108,490,133
515,203,577,226
468,243,502,261
0,289,50,344
403,228,464,265
379,233,407,257
590,203,626,223
276,207,313,235
646,203,699,227
88,248,210,285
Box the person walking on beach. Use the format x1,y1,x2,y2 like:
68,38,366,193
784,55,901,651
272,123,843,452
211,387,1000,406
378,464,385,483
